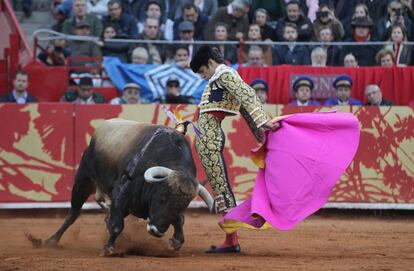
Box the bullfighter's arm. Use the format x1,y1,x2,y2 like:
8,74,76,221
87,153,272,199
218,72,269,128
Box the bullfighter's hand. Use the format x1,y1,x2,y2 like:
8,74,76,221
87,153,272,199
261,120,281,132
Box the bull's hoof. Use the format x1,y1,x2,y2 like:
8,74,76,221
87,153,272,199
26,233,43,248
100,246,125,257
26,233,62,248
168,238,182,251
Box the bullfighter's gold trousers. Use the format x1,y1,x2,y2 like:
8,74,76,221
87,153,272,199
196,113,236,213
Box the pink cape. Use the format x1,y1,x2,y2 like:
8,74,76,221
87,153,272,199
220,111,360,232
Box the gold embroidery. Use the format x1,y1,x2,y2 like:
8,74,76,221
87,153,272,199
196,113,236,212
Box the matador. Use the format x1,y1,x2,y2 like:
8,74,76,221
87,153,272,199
190,45,279,253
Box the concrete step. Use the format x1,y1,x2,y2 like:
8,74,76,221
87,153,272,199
11,0,52,12
16,10,55,48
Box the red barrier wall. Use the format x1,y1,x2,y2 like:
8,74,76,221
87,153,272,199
0,104,413,206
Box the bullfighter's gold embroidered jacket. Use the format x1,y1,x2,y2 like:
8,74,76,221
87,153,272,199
199,64,269,141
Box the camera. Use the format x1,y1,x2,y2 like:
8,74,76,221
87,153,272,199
395,9,402,17
316,11,329,19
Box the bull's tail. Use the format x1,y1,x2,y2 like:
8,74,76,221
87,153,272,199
46,143,96,245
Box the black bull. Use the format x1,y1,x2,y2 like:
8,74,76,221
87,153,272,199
35,119,214,256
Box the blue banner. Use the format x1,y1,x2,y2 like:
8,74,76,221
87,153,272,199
104,57,207,103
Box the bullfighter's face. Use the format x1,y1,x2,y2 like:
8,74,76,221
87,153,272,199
197,60,217,81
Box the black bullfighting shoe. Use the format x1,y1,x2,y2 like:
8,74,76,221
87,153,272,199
206,244,241,253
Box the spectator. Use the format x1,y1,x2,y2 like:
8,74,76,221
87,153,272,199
0,71,37,103
37,38,69,66
312,3,344,41
67,20,103,67
324,75,363,105
385,24,413,66
250,79,269,104
62,0,103,37
355,0,389,23
173,3,209,41
174,46,191,68
375,0,414,41
87,0,110,17
176,21,200,60
95,23,130,62
137,1,173,40
253,8,277,41
342,3,370,40
158,75,195,104
110,82,141,104
102,0,138,37
321,0,354,23
289,76,320,106
194,0,218,19
365,84,395,106
161,0,183,22
343,52,358,67
243,46,266,67
166,45,191,69
203,0,250,40
251,0,286,22
317,26,341,66
214,23,238,64
61,76,104,104
311,46,327,66
272,23,311,65
341,16,380,66
375,49,395,67
55,0,109,19
130,46,150,64
275,0,314,41
402,0,414,22
138,1,163,30
243,23,272,65
295,0,319,22
136,17,167,64
120,0,148,23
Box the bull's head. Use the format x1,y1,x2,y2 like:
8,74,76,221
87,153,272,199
143,166,214,249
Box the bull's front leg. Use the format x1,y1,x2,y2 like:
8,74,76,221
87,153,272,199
100,176,131,257
169,212,185,250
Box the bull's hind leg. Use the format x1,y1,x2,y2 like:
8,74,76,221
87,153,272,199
45,146,96,246
45,179,95,246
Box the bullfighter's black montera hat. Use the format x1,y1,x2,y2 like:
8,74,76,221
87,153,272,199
190,45,213,73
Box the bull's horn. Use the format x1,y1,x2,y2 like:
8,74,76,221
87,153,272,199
198,184,215,214
144,166,173,183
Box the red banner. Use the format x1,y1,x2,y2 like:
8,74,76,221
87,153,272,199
238,65,414,106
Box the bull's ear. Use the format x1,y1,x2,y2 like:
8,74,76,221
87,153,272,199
144,166,173,183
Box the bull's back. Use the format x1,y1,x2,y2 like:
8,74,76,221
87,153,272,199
92,119,161,167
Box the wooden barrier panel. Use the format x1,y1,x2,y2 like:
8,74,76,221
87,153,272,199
0,103,74,202
0,104,413,207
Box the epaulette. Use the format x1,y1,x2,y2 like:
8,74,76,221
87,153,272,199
93,93,105,104
64,90,78,102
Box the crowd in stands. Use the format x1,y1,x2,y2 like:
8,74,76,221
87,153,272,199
5,0,414,106
0,70,397,107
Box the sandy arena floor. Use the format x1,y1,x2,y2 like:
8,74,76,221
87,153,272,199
0,209,413,271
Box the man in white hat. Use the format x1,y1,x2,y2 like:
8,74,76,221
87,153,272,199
110,82,141,104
